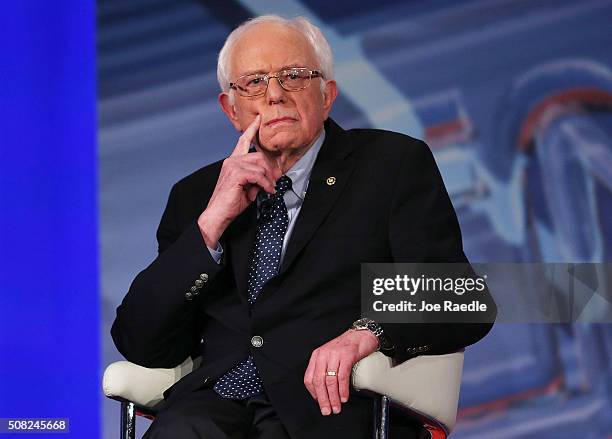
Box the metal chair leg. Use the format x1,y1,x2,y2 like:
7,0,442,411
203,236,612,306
373,395,389,439
120,401,136,439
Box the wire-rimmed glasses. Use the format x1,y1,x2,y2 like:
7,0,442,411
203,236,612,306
229,67,323,97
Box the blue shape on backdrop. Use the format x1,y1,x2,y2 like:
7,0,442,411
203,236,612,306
0,2,98,438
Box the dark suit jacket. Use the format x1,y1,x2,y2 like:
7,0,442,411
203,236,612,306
111,118,495,438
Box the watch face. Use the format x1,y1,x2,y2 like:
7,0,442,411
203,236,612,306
368,323,383,336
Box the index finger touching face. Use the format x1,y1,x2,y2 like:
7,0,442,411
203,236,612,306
232,114,261,156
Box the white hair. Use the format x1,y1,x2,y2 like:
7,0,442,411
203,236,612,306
216,15,334,93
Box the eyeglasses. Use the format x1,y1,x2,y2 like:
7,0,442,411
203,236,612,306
229,67,323,97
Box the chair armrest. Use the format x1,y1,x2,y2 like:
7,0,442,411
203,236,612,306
102,357,196,408
352,351,464,432
104,351,463,431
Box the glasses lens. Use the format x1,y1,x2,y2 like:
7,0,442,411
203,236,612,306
279,69,311,91
236,74,267,96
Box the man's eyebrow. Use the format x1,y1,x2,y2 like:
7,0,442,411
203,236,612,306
239,68,268,77
278,64,306,71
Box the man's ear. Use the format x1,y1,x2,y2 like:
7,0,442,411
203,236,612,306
219,92,241,131
321,80,338,120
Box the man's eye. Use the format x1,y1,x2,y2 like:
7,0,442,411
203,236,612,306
288,73,299,80
247,77,263,86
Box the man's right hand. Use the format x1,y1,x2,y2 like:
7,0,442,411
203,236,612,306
197,115,282,248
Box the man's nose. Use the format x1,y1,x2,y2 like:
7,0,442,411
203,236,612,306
266,76,286,104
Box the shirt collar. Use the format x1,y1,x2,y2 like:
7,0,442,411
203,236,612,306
285,129,325,200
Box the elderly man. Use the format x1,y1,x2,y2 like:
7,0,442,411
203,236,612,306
112,15,494,439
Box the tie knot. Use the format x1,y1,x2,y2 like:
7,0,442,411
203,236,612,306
275,175,292,197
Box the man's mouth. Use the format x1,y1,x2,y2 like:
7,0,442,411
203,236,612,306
265,117,297,127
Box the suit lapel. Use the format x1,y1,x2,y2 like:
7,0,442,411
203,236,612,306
279,118,356,275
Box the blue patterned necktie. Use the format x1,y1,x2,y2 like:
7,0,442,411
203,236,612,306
213,176,292,399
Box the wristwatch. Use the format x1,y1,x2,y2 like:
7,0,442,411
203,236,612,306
350,318,395,356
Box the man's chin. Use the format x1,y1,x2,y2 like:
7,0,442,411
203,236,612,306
259,135,298,153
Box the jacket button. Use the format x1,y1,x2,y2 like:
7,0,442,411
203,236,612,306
200,273,209,282
195,279,204,288
251,335,264,347
185,291,194,301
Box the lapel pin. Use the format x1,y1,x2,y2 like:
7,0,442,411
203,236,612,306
326,176,336,186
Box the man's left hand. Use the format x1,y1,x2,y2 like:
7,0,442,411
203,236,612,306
303,329,378,416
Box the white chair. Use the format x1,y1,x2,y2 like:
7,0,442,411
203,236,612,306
103,351,464,439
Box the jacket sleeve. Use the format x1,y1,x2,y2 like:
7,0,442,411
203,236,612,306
382,140,496,362
111,183,224,368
